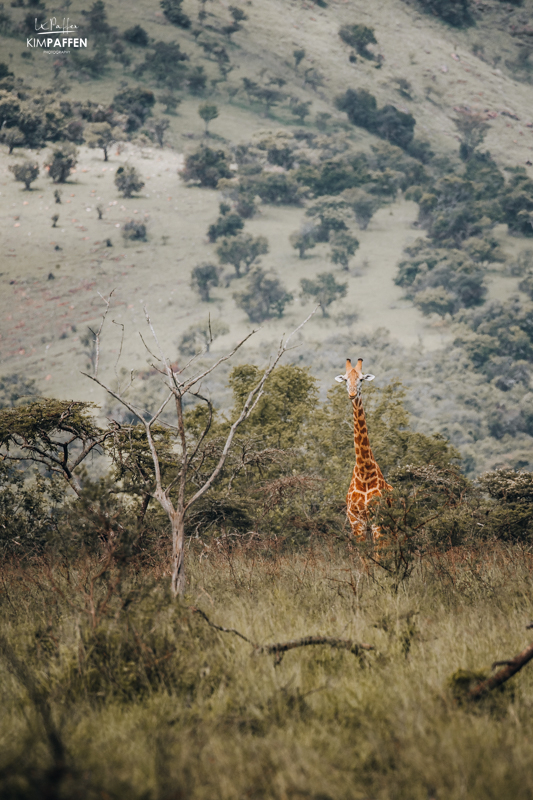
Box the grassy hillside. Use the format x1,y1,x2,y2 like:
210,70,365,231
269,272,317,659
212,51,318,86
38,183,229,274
1,0,533,473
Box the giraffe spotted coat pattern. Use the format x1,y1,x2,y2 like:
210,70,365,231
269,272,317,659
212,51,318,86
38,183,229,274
335,358,392,541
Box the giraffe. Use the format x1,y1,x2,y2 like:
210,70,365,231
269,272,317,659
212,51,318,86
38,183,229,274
335,358,392,541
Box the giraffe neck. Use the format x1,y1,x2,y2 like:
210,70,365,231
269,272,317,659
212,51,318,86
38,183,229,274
351,395,378,477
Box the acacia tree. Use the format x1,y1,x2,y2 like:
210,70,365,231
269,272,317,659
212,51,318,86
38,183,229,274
86,296,315,596
0,399,109,496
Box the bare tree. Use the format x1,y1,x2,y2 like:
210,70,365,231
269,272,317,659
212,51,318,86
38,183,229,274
85,296,316,597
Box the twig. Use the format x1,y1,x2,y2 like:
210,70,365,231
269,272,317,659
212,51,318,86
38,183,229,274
189,606,255,646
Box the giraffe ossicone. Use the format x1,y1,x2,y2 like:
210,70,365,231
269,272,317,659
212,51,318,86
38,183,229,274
335,358,392,542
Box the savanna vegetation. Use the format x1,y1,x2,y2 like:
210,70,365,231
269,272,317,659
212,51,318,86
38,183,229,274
2,0,533,794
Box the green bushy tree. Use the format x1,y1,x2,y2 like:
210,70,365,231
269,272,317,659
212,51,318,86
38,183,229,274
115,164,145,198
300,272,347,316
190,263,220,301
45,143,78,183
330,230,359,270
181,145,231,188
208,206,244,242
217,234,268,277
9,161,39,190
234,267,292,321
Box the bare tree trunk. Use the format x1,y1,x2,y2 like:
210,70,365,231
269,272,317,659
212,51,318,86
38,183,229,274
171,511,186,597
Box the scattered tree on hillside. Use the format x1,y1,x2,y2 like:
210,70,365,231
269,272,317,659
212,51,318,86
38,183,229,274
190,263,220,301
122,220,147,241
2,127,24,154
114,164,145,198
9,161,39,190
417,0,472,27
159,92,181,114
234,267,293,321
329,230,360,270
86,0,110,34
453,110,490,161
85,122,124,161
45,144,78,183
217,234,269,277
289,99,312,124
289,223,318,259
181,145,231,188
208,206,244,242
339,24,377,59
123,24,149,46
153,118,170,147
198,103,219,135
136,42,190,89
300,272,347,316
112,87,155,131
160,0,191,28
178,317,229,355
293,48,306,68
347,189,381,230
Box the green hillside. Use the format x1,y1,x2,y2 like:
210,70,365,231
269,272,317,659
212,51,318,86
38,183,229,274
1,0,533,474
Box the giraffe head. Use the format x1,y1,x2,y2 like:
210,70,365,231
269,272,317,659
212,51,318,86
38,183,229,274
335,358,375,399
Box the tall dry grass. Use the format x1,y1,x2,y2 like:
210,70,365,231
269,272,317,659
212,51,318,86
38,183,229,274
1,538,533,799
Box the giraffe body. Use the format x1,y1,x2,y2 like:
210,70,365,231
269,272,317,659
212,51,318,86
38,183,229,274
335,358,392,541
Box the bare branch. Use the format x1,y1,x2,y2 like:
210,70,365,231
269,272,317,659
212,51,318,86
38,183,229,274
190,607,374,659
93,290,115,378
469,639,533,700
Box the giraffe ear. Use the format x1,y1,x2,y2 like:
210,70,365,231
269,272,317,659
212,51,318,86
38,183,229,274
362,373,375,382
335,375,346,383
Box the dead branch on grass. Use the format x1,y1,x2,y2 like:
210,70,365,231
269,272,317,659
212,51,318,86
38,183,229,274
469,635,533,700
190,606,374,662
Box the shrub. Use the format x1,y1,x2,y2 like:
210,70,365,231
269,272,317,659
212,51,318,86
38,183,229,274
347,189,381,230
112,87,155,131
181,146,231,188
115,164,145,197
45,143,78,183
123,25,149,46
2,126,24,154
208,209,244,242
217,234,268,277
417,0,472,27
122,220,147,241
253,172,302,205
290,223,317,258
396,240,488,312
300,272,347,316
190,263,220,301
500,172,533,236
9,161,39,190
161,0,191,28
335,88,377,130
338,24,377,58
336,89,416,150
329,230,359,270
234,267,292,321
305,198,350,242
136,42,189,89
373,105,416,149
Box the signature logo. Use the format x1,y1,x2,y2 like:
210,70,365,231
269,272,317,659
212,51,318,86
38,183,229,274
27,17,88,52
